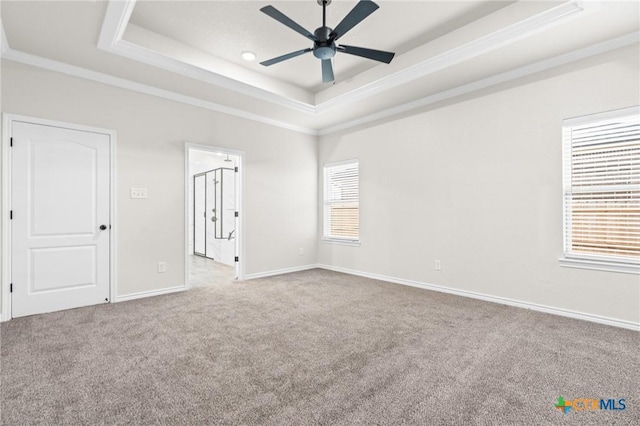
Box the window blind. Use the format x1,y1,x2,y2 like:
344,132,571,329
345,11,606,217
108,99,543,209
324,161,359,240
563,108,640,262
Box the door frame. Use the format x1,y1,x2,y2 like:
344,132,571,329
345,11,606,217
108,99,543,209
1,114,117,321
185,143,245,284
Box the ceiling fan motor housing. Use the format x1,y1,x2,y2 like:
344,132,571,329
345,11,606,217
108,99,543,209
313,26,336,59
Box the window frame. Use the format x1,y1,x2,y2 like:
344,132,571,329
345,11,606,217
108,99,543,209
322,159,360,246
560,106,640,274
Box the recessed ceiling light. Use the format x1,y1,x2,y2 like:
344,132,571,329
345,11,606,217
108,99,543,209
241,51,257,62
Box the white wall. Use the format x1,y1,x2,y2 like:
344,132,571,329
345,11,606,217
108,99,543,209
0,60,318,312
1,44,638,327
318,45,640,325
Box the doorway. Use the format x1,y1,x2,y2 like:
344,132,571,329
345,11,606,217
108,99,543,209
186,144,243,287
2,115,116,319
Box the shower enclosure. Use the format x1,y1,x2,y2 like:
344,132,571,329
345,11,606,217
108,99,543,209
193,167,236,265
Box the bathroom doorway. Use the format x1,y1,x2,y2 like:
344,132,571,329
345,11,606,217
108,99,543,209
186,144,243,286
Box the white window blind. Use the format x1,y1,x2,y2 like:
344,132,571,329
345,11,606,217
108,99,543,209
324,160,359,241
562,107,640,266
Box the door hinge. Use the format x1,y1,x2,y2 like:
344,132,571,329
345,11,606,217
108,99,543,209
9,210,12,220
235,256,239,262
234,166,238,173
235,211,239,218
10,137,13,147
10,283,13,293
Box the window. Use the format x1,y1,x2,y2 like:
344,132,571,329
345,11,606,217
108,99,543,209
561,106,640,273
323,160,359,243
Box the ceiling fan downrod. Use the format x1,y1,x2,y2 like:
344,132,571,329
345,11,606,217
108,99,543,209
313,0,336,61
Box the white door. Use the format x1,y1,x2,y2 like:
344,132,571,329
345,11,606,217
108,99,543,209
11,121,111,317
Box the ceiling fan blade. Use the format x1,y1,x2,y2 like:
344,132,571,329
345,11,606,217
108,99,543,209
330,0,379,41
338,44,395,64
321,59,334,83
260,48,313,66
260,5,318,42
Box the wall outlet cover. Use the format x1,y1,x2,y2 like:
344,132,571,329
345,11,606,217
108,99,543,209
131,187,148,199
435,260,442,271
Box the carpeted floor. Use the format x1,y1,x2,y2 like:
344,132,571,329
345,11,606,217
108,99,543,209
1,269,638,425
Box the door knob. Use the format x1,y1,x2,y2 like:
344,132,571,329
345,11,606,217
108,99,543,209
99,225,108,230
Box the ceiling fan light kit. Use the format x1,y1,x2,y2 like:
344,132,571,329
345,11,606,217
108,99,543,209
259,0,395,83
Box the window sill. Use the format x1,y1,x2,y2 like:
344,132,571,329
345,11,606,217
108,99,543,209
559,256,640,275
321,238,360,247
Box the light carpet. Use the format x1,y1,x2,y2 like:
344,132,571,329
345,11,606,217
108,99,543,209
1,269,638,425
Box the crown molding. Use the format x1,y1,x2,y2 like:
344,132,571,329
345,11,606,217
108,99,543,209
2,0,317,134
96,0,594,116
98,0,316,114
108,38,317,114
0,46,318,136
2,30,636,137
314,0,591,113
2,0,636,137
318,31,640,136
97,0,136,50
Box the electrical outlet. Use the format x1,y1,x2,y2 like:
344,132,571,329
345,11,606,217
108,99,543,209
434,260,442,271
158,262,166,273
299,247,304,256
131,187,148,199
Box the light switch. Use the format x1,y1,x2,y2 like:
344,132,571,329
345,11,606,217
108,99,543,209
130,188,148,199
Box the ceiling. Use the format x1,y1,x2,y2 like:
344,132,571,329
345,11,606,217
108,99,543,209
1,1,639,134
128,1,511,92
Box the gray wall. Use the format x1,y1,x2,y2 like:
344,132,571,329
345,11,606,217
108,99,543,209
318,45,640,325
1,60,318,309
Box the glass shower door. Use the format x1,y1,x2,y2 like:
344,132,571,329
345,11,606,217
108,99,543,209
193,174,206,256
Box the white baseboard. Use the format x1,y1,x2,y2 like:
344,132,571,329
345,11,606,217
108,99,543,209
0,286,187,320
244,264,318,280
116,285,186,303
317,264,640,331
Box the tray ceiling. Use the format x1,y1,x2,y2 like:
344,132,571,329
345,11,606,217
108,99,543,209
1,1,638,134
128,1,510,92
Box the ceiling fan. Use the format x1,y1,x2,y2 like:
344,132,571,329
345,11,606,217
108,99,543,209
259,0,395,83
